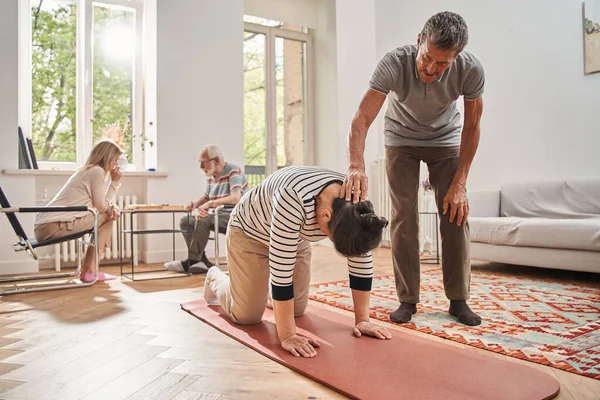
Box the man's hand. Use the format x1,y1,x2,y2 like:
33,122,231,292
195,202,211,220
443,182,469,226
281,334,321,358
353,321,392,340
185,201,195,212
343,90,385,204
341,167,368,204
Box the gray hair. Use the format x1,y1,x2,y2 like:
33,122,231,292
420,11,469,53
199,144,224,162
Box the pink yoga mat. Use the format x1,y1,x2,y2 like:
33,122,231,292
181,299,560,400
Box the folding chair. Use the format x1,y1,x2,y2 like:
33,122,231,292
0,185,99,295
212,205,228,268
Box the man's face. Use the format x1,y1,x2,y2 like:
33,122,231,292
199,155,216,176
415,36,457,84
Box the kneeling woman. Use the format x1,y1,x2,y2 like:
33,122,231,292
204,166,392,357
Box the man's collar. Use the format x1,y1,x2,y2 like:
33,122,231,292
212,162,228,179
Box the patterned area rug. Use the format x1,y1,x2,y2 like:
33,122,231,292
309,270,600,380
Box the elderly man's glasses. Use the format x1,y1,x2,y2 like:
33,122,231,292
199,157,216,167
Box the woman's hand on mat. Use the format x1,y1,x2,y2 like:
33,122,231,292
354,321,392,340
342,167,368,204
443,181,469,226
281,334,321,358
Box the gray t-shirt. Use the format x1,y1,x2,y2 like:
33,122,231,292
370,45,485,147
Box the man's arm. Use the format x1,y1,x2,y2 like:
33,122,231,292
453,97,483,186
342,89,387,203
204,190,242,209
443,96,484,226
194,195,209,209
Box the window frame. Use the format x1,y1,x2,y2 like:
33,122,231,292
18,0,146,171
243,21,314,176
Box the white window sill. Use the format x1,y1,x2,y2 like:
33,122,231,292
2,169,169,178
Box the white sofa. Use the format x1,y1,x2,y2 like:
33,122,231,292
468,178,600,273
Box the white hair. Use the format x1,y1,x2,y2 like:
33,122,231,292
200,144,224,162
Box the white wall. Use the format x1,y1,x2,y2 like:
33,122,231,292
0,0,37,273
313,0,339,172
0,0,18,171
314,0,386,218
144,0,244,262
375,0,600,190
314,1,382,171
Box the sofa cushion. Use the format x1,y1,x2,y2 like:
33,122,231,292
469,217,600,251
500,178,600,219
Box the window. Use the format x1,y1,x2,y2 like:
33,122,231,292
243,16,312,187
30,0,78,163
20,0,149,170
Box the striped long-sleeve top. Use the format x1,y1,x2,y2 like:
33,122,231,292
230,166,373,301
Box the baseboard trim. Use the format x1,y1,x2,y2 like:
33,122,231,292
0,260,39,275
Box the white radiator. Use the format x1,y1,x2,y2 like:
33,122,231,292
376,158,439,254
53,195,139,271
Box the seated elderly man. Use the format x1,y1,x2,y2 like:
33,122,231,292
165,144,248,274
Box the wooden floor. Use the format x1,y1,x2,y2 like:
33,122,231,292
0,247,598,400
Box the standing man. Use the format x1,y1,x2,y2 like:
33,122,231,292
165,144,248,274
341,12,484,326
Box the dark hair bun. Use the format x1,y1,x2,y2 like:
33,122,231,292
361,213,389,232
357,200,375,214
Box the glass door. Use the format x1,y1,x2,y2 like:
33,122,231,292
87,0,143,169
275,37,307,169
243,29,268,187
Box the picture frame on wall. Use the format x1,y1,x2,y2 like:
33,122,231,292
26,138,39,169
17,127,32,169
583,0,600,74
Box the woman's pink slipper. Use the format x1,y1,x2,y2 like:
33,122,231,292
80,272,117,283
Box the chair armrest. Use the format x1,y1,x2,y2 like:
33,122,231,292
213,205,231,235
214,205,225,216
214,205,224,228
469,190,500,217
